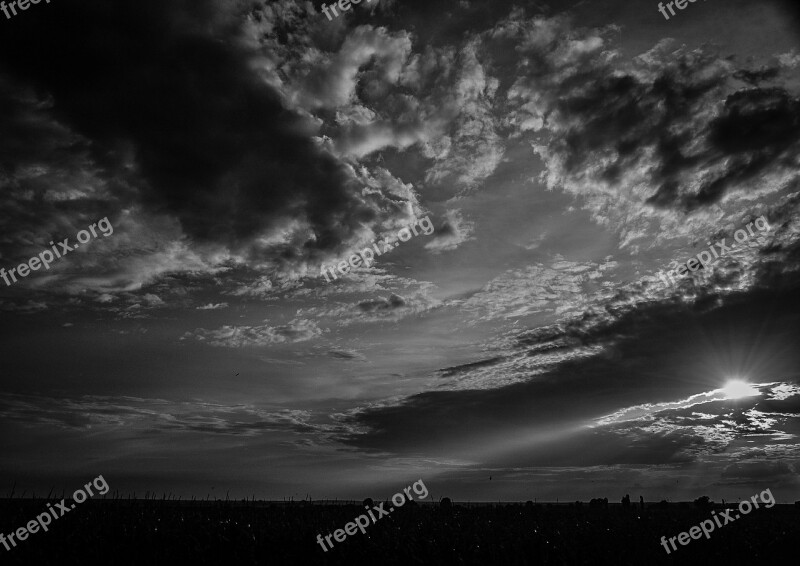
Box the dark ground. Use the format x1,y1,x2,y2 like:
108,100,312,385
0,499,797,565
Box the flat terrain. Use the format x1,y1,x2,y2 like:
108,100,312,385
0,500,797,565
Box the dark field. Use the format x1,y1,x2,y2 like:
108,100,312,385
0,500,797,565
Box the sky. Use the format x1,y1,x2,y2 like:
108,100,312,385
1,0,800,503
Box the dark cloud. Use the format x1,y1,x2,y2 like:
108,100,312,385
341,284,800,462
0,393,324,437
756,394,800,415
436,356,505,379
0,0,367,254
581,65,800,211
501,16,800,217
0,75,89,181
689,88,800,207
733,66,781,86
721,461,796,481
0,74,119,270
328,349,367,361
708,89,800,156
357,293,406,312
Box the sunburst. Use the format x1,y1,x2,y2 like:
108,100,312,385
721,379,759,400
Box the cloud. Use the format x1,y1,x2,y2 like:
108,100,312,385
0,300,48,313
2,4,798,305
721,461,796,481
142,294,164,307
0,392,335,437
196,302,229,310
424,209,475,253
420,39,504,191
337,278,800,469
449,255,620,329
495,12,800,249
296,280,440,325
297,26,414,111
251,2,506,194
357,293,406,312
182,318,323,347
328,348,367,361
0,0,393,270
777,50,800,68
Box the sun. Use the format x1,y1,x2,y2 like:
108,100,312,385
721,379,759,400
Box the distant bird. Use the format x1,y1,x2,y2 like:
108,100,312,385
489,476,492,480
235,373,239,376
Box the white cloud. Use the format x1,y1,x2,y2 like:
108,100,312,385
196,302,229,310
424,209,475,253
182,318,323,347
